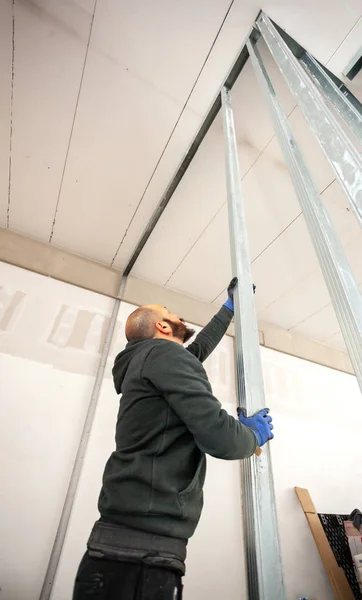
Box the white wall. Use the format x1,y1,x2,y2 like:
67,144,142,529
1,262,361,600
263,347,362,600
0,263,114,600
0,263,246,600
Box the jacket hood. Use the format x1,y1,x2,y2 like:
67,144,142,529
112,338,161,394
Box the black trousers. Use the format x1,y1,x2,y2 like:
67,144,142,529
73,552,183,600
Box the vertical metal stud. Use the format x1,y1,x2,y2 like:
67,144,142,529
257,12,362,227
247,38,362,393
221,86,286,600
300,52,362,146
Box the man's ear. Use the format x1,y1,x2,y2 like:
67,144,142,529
155,320,172,335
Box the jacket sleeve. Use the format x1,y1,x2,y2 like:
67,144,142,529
186,306,233,363
143,342,257,460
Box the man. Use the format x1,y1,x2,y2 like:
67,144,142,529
73,278,273,599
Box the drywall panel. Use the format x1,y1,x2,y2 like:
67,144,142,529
50,0,246,264
263,1,362,65
8,0,94,240
51,313,247,600
131,37,297,299
260,218,362,340
264,106,335,195
1,265,358,599
0,229,353,373
325,330,347,351
326,17,362,101
132,119,259,286
112,5,270,274
259,269,331,331
131,35,299,288
263,346,362,599
90,0,235,108
321,180,362,244
251,215,320,313
187,0,258,117
111,109,203,271
166,203,232,301
165,143,303,300
229,38,296,155
50,46,184,263
257,179,362,331
291,302,340,341
241,139,301,259
0,1,12,227
0,227,123,297
0,262,114,600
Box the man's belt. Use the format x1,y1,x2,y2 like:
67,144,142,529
87,520,187,574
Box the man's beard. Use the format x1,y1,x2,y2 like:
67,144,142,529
164,319,195,344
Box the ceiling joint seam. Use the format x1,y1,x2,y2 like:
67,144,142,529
163,201,227,286
288,300,333,333
211,287,227,304
110,0,236,267
48,0,98,244
145,100,301,286
319,178,336,195
326,16,362,65
251,211,303,264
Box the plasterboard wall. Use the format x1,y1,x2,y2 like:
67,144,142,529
0,262,247,600
0,233,353,374
263,347,362,599
1,263,361,600
0,263,115,600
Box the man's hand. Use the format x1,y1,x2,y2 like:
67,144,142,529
223,277,238,312
223,278,256,312
237,408,274,448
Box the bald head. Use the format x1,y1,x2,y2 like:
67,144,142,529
125,305,165,342
125,304,195,344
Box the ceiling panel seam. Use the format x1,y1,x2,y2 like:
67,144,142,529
109,0,236,268
163,133,289,287
326,15,362,65
48,0,98,244
289,279,362,335
251,179,338,314
164,201,226,287
7,0,15,229
251,178,336,282
164,104,300,291
251,212,303,265
262,257,361,333
211,286,227,304
289,301,333,333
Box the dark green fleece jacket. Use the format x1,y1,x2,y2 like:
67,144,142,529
99,307,257,540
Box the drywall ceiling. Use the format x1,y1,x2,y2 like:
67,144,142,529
132,37,362,352
1,0,361,353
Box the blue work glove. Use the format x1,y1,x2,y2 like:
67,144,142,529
237,407,274,447
223,277,238,312
223,279,256,312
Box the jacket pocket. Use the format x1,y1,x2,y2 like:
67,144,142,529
178,455,206,522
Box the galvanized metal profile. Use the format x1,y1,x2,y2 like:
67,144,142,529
221,86,285,600
246,38,362,393
300,52,362,146
39,276,127,600
123,43,252,276
256,12,362,227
